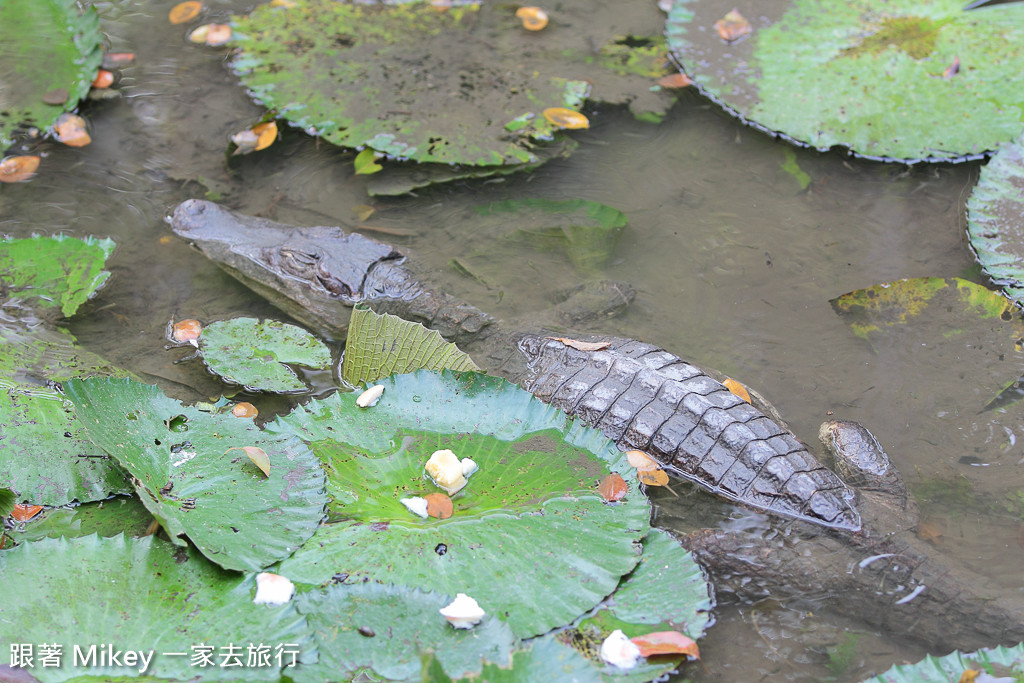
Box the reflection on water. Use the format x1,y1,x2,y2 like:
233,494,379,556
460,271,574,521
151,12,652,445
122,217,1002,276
2,1,1022,680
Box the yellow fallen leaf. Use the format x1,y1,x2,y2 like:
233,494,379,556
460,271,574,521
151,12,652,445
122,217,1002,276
226,446,271,477
542,107,589,130
169,1,202,24
626,449,659,471
515,6,549,31
723,377,751,403
252,122,277,151
547,337,611,352
714,9,752,43
637,467,669,487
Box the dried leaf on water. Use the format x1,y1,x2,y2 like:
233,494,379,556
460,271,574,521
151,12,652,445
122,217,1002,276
515,7,549,31
542,107,589,130
92,69,114,89
630,630,700,658
226,446,271,477
11,504,44,522
656,72,693,88
0,156,41,183
547,337,611,351
713,9,752,43
231,402,258,419
423,492,454,519
625,449,659,471
54,113,91,147
102,52,135,68
169,1,203,24
722,377,751,403
189,23,232,46
598,473,628,502
170,318,203,343
637,467,669,487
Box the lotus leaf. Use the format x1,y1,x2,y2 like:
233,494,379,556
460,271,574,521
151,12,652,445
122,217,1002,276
0,235,114,319
197,317,333,394
271,370,650,638
665,0,1024,161
0,0,103,149
967,132,1024,303
0,534,315,682
63,378,327,571
2,496,153,546
864,642,1024,682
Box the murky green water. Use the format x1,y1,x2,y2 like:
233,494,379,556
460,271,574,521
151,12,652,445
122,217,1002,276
3,1,1023,680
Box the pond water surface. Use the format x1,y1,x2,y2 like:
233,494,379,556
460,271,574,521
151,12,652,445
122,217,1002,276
3,1,1022,680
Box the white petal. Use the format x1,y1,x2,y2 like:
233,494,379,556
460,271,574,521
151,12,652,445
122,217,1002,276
253,572,295,606
600,630,641,669
439,593,485,629
400,497,429,518
425,449,468,494
356,385,385,408
460,457,479,477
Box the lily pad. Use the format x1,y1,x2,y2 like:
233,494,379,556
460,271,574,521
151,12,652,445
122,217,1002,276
665,0,1024,161
0,322,127,385
864,642,1024,682
0,235,115,319
289,583,515,683
433,636,603,683
3,496,153,546
967,132,1024,303
0,380,132,506
0,0,103,149
62,377,327,571
271,370,651,638
341,306,478,387
476,199,629,271
229,1,588,167
198,318,333,394
0,534,315,682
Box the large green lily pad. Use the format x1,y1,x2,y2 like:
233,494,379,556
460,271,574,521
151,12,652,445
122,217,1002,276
3,496,153,546
271,370,650,639
198,318,333,394
0,381,131,506
290,583,515,683
967,132,1024,303
0,0,103,150
0,534,315,682
666,0,1024,161
63,378,327,571
230,1,588,167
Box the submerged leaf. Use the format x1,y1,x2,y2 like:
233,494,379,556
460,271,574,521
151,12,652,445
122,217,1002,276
53,112,91,147
226,445,271,477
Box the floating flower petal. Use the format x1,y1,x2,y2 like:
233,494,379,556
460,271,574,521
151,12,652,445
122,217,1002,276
253,572,295,605
542,107,589,130
515,6,548,31
440,593,485,629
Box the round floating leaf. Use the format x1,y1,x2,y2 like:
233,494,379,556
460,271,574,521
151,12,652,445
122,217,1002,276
439,636,603,683
967,133,1024,303
229,1,588,166
198,318,332,393
290,583,514,682
665,0,1024,161
865,642,1024,682
476,199,628,271
0,0,103,149
63,377,327,571
0,534,315,682
3,496,153,546
0,235,115,318
0,323,127,385
271,370,650,638
341,306,478,387
0,381,131,506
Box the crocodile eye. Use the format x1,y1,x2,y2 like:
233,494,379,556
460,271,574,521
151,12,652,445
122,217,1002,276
317,274,352,298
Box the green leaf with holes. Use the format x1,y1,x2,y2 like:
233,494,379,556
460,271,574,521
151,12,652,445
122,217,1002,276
0,0,103,149
63,377,327,571
666,0,1024,161
198,318,332,393
864,642,1024,682
270,370,650,638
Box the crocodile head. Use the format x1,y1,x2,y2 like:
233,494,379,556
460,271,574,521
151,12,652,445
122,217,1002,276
171,199,402,338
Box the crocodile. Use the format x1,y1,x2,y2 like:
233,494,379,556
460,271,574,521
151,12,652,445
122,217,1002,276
169,199,1024,650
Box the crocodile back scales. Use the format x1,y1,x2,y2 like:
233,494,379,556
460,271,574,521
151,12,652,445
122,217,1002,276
518,335,862,531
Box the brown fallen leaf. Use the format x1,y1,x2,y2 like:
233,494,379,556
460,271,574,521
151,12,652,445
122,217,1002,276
54,113,91,147
722,377,751,403
169,1,203,24
547,337,611,352
11,504,44,522
943,56,961,79
630,631,700,659
424,492,454,519
171,318,203,343
516,6,549,31
714,9,752,43
92,69,114,89
103,52,136,69
917,518,943,543
189,23,232,46
598,473,628,502
657,73,693,89
958,671,980,683
226,446,271,477
0,156,41,183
